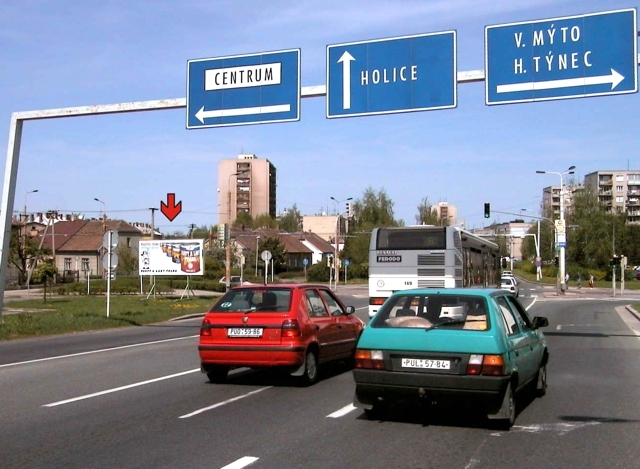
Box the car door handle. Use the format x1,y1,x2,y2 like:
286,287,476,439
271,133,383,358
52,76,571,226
315,325,320,330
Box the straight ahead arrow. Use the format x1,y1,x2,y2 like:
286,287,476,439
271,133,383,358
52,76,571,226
338,51,355,109
497,69,624,94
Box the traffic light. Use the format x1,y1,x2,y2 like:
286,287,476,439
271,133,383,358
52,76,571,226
610,256,620,267
484,203,490,218
554,256,559,267
501,257,507,268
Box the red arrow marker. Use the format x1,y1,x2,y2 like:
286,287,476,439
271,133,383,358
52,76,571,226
161,193,182,221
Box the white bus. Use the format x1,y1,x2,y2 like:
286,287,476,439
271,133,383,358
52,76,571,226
368,226,500,317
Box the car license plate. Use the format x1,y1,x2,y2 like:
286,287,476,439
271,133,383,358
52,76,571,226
401,358,450,369
227,328,263,338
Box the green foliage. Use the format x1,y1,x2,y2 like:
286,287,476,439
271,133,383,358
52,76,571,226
253,213,277,229
307,261,330,282
0,295,216,341
32,262,57,285
279,204,302,232
233,211,253,229
351,186,402,229
258,237,287,271
115,244,138,275
415,197,440,225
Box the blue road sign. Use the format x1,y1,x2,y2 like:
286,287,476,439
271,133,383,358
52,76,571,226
485,9,638,105
187,49,300,128
326,32,457,118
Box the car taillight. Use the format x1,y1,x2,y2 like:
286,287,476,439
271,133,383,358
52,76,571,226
200,318,211,337
369,297,386,306
466,354,506,375
354,349,385,370
282,319,301,338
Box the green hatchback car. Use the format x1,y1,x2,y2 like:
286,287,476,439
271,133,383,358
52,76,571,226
353,288,549,429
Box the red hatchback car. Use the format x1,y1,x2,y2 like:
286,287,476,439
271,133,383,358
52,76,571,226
198,283,364,385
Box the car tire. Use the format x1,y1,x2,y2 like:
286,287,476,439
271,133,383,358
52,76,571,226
206,366,229,383
535,364,547,397
489,383,516,430
297,349,318,386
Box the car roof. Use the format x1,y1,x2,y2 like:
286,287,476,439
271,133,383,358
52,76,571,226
231,283,328,290
389,288,506,298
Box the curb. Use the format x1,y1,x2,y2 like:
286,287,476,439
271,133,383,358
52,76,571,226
625,305,640,321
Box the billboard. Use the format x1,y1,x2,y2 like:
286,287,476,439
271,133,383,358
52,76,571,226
139,239,204,276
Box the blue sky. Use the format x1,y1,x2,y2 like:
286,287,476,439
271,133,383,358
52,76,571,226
1,0,638,234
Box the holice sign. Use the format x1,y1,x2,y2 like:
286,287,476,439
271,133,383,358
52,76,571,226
139,239,204,276
186,49,300,128
326,32,457,118
485,8,638,104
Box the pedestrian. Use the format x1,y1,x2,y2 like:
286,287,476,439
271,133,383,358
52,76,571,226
589,274,594,289
577,273,582,289
565,273,569,285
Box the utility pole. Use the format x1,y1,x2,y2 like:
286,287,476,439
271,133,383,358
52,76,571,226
47,210,58,283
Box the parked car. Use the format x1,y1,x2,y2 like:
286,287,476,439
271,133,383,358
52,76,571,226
199,283,365,386
219,276,242,286
352,288,549,429
500,276,520,297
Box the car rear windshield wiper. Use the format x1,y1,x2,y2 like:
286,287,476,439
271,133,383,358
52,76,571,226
424,319,467,331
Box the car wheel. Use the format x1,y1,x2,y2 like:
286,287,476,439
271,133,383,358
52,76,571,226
489,383,516,430
206,366,229,383
535,364,547,397
297,349,318,386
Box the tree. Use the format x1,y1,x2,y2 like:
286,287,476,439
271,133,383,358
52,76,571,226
32,262,57,301
233,211,253,229
256,236,286,273
115,244,138,275
342,187,402,279
253,213,277,229
279,204,302,232
415,197,440,225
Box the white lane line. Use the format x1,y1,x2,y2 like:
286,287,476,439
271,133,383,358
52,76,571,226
1,335,199,369
43,369,200,407
327,403,357,418
221,456,259,469
179,386,272,419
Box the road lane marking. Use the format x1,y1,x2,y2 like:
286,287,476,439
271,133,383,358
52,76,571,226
221,457,259,469
43,369,200,407
1,335,199,369
179,386,272,418
327,403,357,418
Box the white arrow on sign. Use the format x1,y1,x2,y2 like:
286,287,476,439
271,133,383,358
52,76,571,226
195,104,291,123
497,69,624,94
337,51,355,109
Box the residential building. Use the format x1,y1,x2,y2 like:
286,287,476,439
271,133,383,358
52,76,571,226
541,185,577,219
583,170,640,223
218,154,277,226
431,202,457,226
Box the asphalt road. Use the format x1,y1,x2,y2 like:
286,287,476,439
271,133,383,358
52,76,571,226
1,287,639,468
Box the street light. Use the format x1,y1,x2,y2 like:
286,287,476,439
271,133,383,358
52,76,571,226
536,165,575,292
255,235,260,277
330,196,352,289
24,189,38,222
225,173,239,291
93,198,106,218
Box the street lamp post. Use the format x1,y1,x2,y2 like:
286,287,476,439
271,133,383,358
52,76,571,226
225,173,238,291
536,165,575,293
330,196,352,289
255,235,260,277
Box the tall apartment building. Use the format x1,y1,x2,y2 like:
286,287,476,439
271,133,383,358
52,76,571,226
583,170,640,223
432,202,457,226
541,185,575,219
218,154,277,225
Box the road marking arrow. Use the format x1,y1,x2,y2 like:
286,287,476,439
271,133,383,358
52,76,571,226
161,193,182,222
195,104,290,123
497,69,624,94
338,51,355,109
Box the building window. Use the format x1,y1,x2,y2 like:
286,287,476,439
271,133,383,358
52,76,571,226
616,196,624,203
82,258,90,272
127,237,131,247
616,186,624,192
64,258,72,270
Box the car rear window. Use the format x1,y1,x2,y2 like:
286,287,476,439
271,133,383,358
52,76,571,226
209,288,292,313
370,293,490,331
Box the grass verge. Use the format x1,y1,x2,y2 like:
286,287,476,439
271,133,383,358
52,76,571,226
0,295,217,341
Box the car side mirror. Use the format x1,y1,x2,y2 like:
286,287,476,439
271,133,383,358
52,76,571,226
532,316,549,329
345,306,355,315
